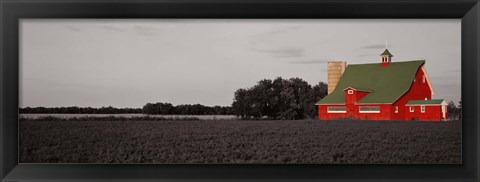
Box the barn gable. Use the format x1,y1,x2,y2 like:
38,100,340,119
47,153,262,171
316,60,425,105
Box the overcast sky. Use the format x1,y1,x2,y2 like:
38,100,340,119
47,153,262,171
20,19,461,108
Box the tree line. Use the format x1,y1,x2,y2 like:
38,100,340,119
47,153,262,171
232,77,328,120
142,103,233,115
19,106,143,114
20,104,233,115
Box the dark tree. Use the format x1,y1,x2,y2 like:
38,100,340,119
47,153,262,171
309,82,328,118
447,100,462,120
232,88,252,119
231,77,328,120
143,102,175,115
447,101,457,114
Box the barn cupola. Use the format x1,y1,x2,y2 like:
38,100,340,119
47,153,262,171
380,48,393,67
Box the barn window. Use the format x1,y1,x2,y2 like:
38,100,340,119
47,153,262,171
395,106,398,113
422,75,426,83
410,106,414,112
327,106,346,113
348,90,354,94
359,106,380,113
421,105,425,113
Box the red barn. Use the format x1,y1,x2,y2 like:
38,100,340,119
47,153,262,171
316,49,448,121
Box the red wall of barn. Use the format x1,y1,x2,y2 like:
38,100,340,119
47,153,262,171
318,104,392,120
344,88,370,118
353,104,392,120
345,88,369,105
393,66,433,120
318,105,346,120
318,66,435,121
404,105,444,121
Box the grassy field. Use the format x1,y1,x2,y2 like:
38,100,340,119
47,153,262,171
20,119,461,164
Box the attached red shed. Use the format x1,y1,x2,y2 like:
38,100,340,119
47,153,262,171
405,99,448,121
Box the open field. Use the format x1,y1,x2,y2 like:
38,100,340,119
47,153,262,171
20,119,461,164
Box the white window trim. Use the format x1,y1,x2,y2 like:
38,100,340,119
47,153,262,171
421,105,425,113
327,110,347,113
410,106,414,112
358,106,381,113
395,106,398,113
359,110,381,113
422,75,426,83
348,90,354,94
327,106,347,113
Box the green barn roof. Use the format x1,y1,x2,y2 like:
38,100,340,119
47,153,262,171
381,49,394,57
316,60,425,105
406,99,445,105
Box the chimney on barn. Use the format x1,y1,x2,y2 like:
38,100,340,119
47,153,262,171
328,61,347,94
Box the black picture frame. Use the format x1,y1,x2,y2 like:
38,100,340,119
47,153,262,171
1,0,478,181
